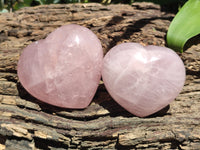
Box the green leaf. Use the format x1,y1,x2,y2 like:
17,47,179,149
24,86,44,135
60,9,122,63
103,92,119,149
135,0,186,5
53,0,60,3
0,8,9,13
0,0,4,10
38,0,62,4
34,0,55,4
167,0,200,52
13,0,33,10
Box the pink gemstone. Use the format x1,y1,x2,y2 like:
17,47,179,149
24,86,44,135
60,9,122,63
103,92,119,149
102,43,185,117
18,24,103,108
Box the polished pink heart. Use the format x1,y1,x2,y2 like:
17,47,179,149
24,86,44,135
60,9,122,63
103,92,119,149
18,24,103,108
102,43,185,117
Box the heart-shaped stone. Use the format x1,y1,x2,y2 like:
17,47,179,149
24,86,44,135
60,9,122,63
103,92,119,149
102,43,185,117
18,24,103,108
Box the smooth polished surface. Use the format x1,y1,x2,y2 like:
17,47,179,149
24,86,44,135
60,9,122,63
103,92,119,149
18,24,103,108
102,43,185,117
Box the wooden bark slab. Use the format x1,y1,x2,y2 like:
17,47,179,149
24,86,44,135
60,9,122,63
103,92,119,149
0,2,200,150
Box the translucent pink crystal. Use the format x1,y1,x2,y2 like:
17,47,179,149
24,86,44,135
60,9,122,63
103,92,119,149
102,43,185,117
18,24,103,108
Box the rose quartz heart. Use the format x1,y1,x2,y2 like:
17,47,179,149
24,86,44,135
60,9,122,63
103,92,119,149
102,43,185,117
18,24,103,108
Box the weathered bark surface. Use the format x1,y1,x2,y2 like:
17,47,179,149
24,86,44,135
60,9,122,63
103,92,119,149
0,2,200,150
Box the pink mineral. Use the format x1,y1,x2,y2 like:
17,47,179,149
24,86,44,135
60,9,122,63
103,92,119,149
102,43,185,117
18,24,103,108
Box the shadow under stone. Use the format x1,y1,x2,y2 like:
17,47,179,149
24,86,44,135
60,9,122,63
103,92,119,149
96,84,170,118
17,81,170,118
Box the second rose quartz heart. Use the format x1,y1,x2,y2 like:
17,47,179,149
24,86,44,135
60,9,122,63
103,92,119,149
18,24,103,108
102,43,185,117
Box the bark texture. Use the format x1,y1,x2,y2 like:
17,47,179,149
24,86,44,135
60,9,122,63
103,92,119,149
0,2,200,150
